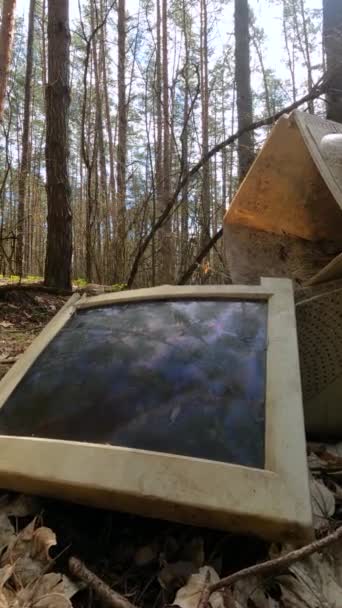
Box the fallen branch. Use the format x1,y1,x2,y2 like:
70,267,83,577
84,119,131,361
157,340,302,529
0,357,18,364
208,525,342,595
69,557,139,608
127,75,328,287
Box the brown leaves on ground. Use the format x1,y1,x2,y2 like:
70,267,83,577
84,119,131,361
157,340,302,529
172,566,224,608
0,288,67,381
0,502,76,608
168,443,342,608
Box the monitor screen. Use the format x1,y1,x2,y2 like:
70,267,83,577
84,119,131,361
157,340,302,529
0,299,267,468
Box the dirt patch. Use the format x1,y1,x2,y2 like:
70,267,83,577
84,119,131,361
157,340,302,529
0,287,67,380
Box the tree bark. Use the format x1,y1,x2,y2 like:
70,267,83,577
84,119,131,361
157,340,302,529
44,0,72,290
155,0,163,281
323,0,342,122
159,0,173,283
234,0,254,181
0,0,16,122
16,0,36,276
116,0,127,281
100,6,116,240
180,0,189,274
200,0,210,250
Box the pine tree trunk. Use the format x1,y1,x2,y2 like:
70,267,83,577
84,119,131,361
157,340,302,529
16,0,36,276
234,0,254,182
0,0,16,122
323,0,342,122
116,0,127,282
155,0,163,282
44,0,72,290
100,8,116,237
91,2,108,282
180,0,189,274
200,0,210,251
160,0,173,283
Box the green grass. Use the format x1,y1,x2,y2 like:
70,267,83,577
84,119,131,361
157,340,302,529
0,274,42,282
73,278,88,287
110,283,127,291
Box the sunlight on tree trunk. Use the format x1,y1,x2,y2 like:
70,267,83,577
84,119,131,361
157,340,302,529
0,0,16,122
44,0,72,290
16,0,36,277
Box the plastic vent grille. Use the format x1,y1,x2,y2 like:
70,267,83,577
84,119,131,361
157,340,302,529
296,288,342,401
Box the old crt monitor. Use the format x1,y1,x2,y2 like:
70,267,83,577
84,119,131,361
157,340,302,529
0,279,312,541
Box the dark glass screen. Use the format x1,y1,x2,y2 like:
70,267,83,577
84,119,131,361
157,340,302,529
0,299,268,467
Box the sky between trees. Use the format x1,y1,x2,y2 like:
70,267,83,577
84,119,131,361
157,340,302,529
0,0,339,289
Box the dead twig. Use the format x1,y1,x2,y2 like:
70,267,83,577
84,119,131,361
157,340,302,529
209,525,342,594
177,228,223,284
0,357,18,364
69,557,139,608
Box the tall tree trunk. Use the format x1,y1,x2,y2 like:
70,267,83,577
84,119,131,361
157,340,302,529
200,0,210,250
116,0,127,281
298,0,314,113
44,0,72,290
91,1,108,282
234,0,254,182
16,0,36,276
323,0,342,122
155,0,163,282
180,0,189,274
160,0,173,282
100,8,116,238
0,0,16,122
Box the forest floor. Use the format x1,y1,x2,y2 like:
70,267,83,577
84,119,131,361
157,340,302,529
0,287,67,381
0,285,342,608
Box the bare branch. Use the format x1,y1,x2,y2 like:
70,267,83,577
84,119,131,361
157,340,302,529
127,74,328,287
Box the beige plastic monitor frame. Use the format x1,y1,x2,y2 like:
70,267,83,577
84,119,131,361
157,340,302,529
0,278,313,542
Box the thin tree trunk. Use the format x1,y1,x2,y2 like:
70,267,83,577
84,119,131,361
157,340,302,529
160,0,173,282
16,0,36,276
282,9,296,103
323,0,342,122
292,0,314,113
100,8,116,238
44,0,72,290
200,0,210,251
0,0,16,122
234,0,254,181
116,0,127,281
155,0,163,282
91,1,108,282
180,0,189,273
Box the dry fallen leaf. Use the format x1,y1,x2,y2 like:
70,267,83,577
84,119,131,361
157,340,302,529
234,541,342,608
0,495,41,518
172,566,224,608
1,518,58,587
234,575,276,608
0,322,13,329
159,561,197,591
0,516,15,555
310,478,335,530
17,573,73,608
31,527,57,562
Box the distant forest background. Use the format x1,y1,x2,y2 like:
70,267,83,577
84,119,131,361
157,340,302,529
0,0,341,290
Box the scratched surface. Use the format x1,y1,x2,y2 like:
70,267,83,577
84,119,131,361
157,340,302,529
0,300,268,467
